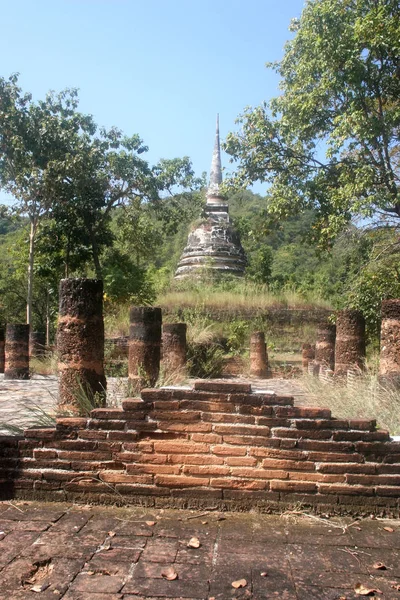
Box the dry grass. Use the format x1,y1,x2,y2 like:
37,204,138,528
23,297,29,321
30,353,58,376
158,285,331,313
301,370,400,435
104,303,130,338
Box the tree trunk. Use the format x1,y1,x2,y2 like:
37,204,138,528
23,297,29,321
89,228,103,280
46,289,50,347
65,232,70,278
26,218,37,326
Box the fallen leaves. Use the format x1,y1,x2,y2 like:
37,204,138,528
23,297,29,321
232,579,247,589
372,561,387,570
354,582,383,596
383,526,394,533
146,521,156,527
161,567,178,581
187,537,201,549
30,583,50,593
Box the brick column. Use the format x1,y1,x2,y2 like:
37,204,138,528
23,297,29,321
4,324,30,380
379,299,400,386
315,323,336,371
335,309,366,376
29,331,46,357
162,323,187,375
57,278,106,414
250,331,269,378
129,307,162,390
302,343,315,372
0,329,4,373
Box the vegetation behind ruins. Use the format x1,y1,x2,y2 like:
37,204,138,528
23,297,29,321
0,0,399,359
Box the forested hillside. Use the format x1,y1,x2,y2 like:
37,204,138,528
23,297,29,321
2,185,399,341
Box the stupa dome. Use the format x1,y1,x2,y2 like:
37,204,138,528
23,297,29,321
174,116,247,279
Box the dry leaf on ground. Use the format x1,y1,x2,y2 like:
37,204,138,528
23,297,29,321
146,521,156,526
372,562,387,570
354,582,383,596
232,579,247,589
187,537,201,548
383,526,394,533
30,583,50,593
161,567,178,581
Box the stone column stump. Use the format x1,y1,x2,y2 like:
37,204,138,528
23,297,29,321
250,331,269,378
302,343,315,372
4,324,30,380
57,278,106,414
315,323,336,371
379,299,400,386
335,309,366,376
162,323,187,377
129,306,162,391
29,331,46,357
0,329,4,373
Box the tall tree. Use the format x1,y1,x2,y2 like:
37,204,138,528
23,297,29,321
0,75,95,324
56,128,202,280
225,0,400,247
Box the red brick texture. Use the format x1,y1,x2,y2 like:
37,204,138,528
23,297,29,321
1,380,400,513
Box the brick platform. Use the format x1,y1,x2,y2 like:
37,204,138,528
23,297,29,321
1,381,400,514
2,501,400,599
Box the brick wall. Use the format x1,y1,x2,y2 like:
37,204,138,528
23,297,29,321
1,380,400,514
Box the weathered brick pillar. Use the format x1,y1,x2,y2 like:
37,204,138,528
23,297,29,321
379,299,400,386
29,331,46,357
335,309,366,376
57,278,106,414
315,323,336,371
250,331,269,378
129,307,162,390
162,323,187,375
302,343,315,372
4,324,30,380
0,329,4,373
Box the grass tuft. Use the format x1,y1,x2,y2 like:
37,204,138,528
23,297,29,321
301,369,400,435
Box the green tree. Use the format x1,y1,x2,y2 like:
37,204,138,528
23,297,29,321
0,75,96,324
225,0,400,247
53,126,202,280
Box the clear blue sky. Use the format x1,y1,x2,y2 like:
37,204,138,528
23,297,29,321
0,0,305,201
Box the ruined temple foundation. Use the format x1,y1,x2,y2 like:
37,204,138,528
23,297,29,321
302,343,315,372
0,329,4,373
129,307,162,391
250,331,269,378
29,331,46,357
379,299,400,386
315,323,336,371
2,379,400,515
162,323,187,376
4,324,30,380
335,309,366,376
57,278,106,414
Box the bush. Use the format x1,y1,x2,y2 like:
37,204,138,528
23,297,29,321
186,342,225,379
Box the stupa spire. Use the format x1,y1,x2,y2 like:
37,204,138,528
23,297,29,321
174,114,246,279
207,114,223,202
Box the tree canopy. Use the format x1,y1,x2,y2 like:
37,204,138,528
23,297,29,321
224,0,400,247
0,75,202,327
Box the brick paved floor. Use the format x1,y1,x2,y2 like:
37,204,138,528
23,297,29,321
0,501,400,599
